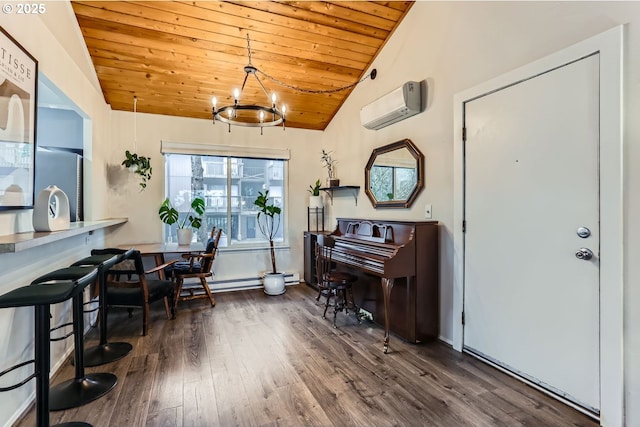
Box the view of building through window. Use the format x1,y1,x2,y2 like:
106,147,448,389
164,154,285,246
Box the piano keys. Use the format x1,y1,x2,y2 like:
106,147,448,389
329,218,439,352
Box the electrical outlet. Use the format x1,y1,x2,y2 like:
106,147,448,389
425,203,432,219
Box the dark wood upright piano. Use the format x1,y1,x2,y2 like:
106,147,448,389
330,218,439,352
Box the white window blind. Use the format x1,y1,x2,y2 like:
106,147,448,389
161,141,290,160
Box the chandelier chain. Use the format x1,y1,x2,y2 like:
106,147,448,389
246,33,252,66
255,69,375,94
244,32,374,94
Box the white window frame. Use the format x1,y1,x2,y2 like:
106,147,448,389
161,141,290,249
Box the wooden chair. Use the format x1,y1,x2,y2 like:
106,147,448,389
315,234,359,327
104,249,177,336
169,227,222,310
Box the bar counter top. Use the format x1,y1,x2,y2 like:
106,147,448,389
0,218,127,253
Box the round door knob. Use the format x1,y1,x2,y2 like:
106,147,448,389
575,248,594,260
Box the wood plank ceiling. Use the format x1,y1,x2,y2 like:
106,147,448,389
71,1,413,131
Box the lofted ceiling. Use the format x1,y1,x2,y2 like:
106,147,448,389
71,1,414,131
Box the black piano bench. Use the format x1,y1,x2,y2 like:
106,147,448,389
315,235,360,328
71,248,135,366
31,266,117,411
0,282,91,427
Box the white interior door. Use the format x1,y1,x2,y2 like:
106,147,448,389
463,54,600,413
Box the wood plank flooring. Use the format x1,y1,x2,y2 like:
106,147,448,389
16,284,598,427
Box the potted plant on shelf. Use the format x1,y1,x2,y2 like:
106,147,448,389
158,196,206,245
122,150,152,190
321,149,339,187
254,190,286,295
308,179,323,209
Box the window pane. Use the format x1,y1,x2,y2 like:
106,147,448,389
164,154,285,246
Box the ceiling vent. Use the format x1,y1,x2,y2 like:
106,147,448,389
360,80,426,130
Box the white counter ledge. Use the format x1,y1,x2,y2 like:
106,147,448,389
0,218,127,253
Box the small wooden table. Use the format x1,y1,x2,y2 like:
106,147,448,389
117,242,205,279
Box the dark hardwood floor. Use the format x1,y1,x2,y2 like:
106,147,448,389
16,284,598,427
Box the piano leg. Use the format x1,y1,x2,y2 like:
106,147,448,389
381,277,395,353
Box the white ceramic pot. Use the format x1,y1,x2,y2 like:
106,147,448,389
263,272,286,295
176,228,192,245
309,195,323,209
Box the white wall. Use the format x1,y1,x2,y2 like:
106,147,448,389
105,110,324,282
1,1,640,426
321,2,639,425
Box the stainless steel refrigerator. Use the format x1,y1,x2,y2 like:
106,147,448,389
34,148,83,222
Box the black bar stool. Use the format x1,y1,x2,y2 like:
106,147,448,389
70,248,134,367
0,281,91,427
31,266,117,411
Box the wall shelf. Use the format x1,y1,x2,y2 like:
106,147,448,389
0,218,127,253
320,185,360,205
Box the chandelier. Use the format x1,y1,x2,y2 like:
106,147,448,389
211,34,286,135
211,34,377,135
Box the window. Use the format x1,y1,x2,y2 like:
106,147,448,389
163,154,285,247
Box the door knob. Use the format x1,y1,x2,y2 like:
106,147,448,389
575,248,594,260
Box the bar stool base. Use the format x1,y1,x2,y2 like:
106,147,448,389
55,423,92,427
83,342,133,367
50,373,117,411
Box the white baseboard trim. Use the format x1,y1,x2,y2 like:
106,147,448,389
3,392,34,427
438,335,454,346
208,272,300,293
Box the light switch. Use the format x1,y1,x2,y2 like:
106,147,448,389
425,203,432,219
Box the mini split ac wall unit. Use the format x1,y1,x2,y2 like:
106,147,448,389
359,80,426,130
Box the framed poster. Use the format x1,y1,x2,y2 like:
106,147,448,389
0,26,37,209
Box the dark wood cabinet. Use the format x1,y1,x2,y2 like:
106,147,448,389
303,231,329,289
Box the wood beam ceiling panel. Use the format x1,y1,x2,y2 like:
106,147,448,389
71,0,413,130
76,15,372,71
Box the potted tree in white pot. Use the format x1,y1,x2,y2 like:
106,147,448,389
254,190,286,295
158,196,206,245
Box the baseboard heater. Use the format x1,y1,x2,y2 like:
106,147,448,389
180,272,300,294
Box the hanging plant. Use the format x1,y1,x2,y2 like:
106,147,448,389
122,150,152,190
121,96,152,190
